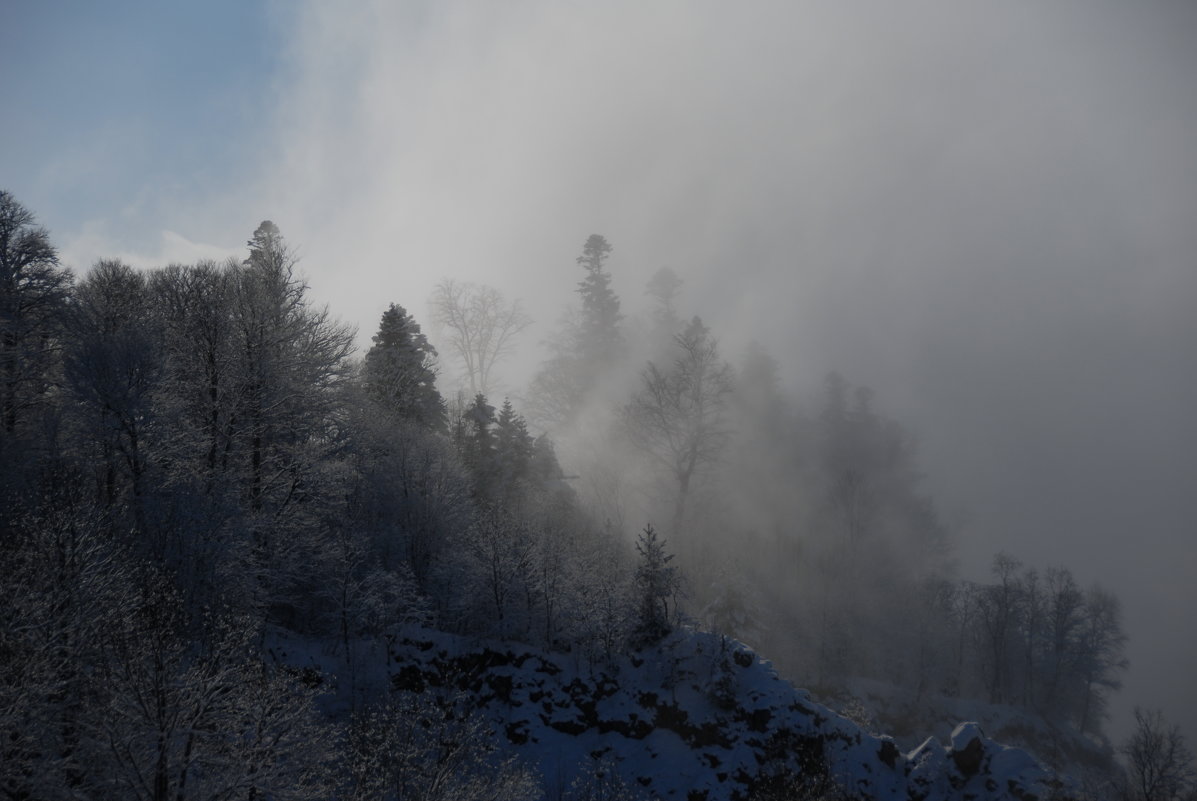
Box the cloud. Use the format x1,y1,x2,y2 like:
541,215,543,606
59,222,238,273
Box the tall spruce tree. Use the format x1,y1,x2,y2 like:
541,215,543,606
493,398,534,504
574,234,622,370
363,304,444,431
457,392,497,500
527,235,624,429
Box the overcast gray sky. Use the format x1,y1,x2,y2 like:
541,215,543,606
4,0,1195,741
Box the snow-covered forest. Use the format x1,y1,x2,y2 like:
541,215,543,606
0,190,1188,800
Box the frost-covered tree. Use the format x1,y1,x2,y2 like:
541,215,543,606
231,222,356,517
347,404,470,588
458,507,535,637
493,397,534,504
0,190,71,446
149,260,237,489
99,599,333,801
363,302,444,431
456,392,497,499
0,493,133,800
347,692,538,801
64,260,162,536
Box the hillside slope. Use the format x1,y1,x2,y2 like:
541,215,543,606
281,627,1077,801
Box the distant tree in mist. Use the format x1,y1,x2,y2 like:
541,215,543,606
428,279,532,397
645,265,683,338
1077,585,1129,735
977,552,1022,704
624,316,732,535
528,234,625,429
1121,708,1196,801
575,234,622,368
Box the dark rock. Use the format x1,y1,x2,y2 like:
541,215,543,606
951,723,986,777
505,720,530,745
878,738,900,768
535,659,562,675
953,735,985,776
486,673,513,703
391,665,427,693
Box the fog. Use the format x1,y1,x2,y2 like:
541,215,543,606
216,0,1196,738
19,0,1197,741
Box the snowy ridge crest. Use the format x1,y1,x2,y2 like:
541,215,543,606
369,628,1075,801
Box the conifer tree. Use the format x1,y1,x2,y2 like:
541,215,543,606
575,233,622,370
458,392,496,499
633,524,679,646
645,266,683,339
493,397,534,504
527,235,625,429
363,303,445,431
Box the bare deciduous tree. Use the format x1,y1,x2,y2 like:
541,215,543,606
1121,708,1196,801
429,279,532,397
623,316,732,535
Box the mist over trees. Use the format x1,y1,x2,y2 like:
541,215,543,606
0,195,1138,796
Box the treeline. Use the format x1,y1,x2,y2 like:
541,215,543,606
0,188,1129,796
0,193,671,799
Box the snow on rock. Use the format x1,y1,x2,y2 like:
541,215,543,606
365,627,1075,800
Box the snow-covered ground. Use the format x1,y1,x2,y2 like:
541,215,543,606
271,625,1079,800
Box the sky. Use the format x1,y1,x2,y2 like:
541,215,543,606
4,0,1196,743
